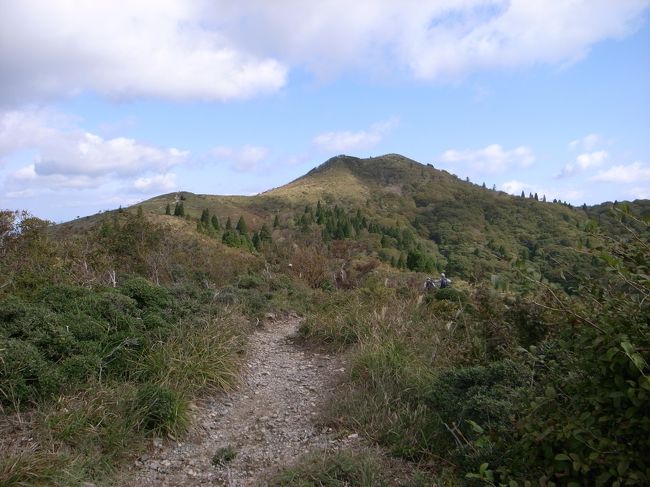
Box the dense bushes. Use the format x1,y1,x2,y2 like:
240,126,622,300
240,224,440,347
303,218,649,485
0,279,181,409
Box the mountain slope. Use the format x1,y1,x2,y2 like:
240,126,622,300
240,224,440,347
58,153,648,288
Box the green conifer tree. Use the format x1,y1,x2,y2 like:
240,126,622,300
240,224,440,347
211,215,220,230
236,216,249,235
225,216,232,230
173,202,185,217
259,224,272,243
273,214,280,228
200,208,210,225
165,203,171,215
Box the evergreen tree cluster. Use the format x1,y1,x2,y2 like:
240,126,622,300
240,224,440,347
167,203,273,253
291,201,436,272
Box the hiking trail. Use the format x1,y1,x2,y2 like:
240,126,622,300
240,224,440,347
121,315,350,486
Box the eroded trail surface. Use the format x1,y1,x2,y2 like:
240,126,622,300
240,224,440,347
124,316,346,486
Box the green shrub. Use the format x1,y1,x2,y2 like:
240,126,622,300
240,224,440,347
133,383,189,436
35,285,92,313
425,360,530,469
82,292,139,331
432,287,468,303
119,277,172,310
0,295,30,327
236,274,263,289
0,338,55,408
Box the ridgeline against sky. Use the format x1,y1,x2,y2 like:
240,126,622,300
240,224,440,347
0,1,649,222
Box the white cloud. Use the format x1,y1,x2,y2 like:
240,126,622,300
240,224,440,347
441,144,535,173
559,150,608,177
7,164,106,190
1,108,188,177
313,118,399,153
592,161,650,183
0,0,286,105
133,173,178,193
209,145,270,172
569,133,601,151
1,108,188,194
4,1,645,105
206,1,650,81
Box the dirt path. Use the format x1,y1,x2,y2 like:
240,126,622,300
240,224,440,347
122,315,348,486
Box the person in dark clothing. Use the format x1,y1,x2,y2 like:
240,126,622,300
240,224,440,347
440,273,449,288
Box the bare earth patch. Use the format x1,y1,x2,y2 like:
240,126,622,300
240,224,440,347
121,315,349,486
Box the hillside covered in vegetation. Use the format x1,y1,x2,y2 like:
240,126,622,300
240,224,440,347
1,154,649,486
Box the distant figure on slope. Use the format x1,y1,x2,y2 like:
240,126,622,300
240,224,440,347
424,277,435,291
439,273,451,288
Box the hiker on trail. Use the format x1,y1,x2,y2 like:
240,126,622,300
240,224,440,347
424,277,435,291
439,273,450,288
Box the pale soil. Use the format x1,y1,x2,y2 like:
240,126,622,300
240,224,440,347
120,315,351,487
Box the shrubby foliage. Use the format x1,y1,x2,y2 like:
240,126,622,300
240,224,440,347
301,211,649,486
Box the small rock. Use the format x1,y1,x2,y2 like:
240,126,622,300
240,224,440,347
347,433,359,439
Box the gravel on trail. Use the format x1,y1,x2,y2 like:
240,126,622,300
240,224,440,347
122,315,351,486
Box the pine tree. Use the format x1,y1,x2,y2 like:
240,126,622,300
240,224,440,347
252,231,260,250
521,190,525,198
211,215,220,230
534,192,539,201
200,208,210,225
165,203,171,215
273,214,279,228
259,224,272,243
225,216,232,230
173,202,185,217
236,216,249,235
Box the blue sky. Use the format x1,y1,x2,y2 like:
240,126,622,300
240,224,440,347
1,1,649,222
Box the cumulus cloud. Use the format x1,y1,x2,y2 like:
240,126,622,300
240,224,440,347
132,173,178,193
592,161,650,183
313,118,399,153
0,0,287,105
441,144,535,173
3,1,646,105
1,108,188,192
209,145,270,172
559,150,608,177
